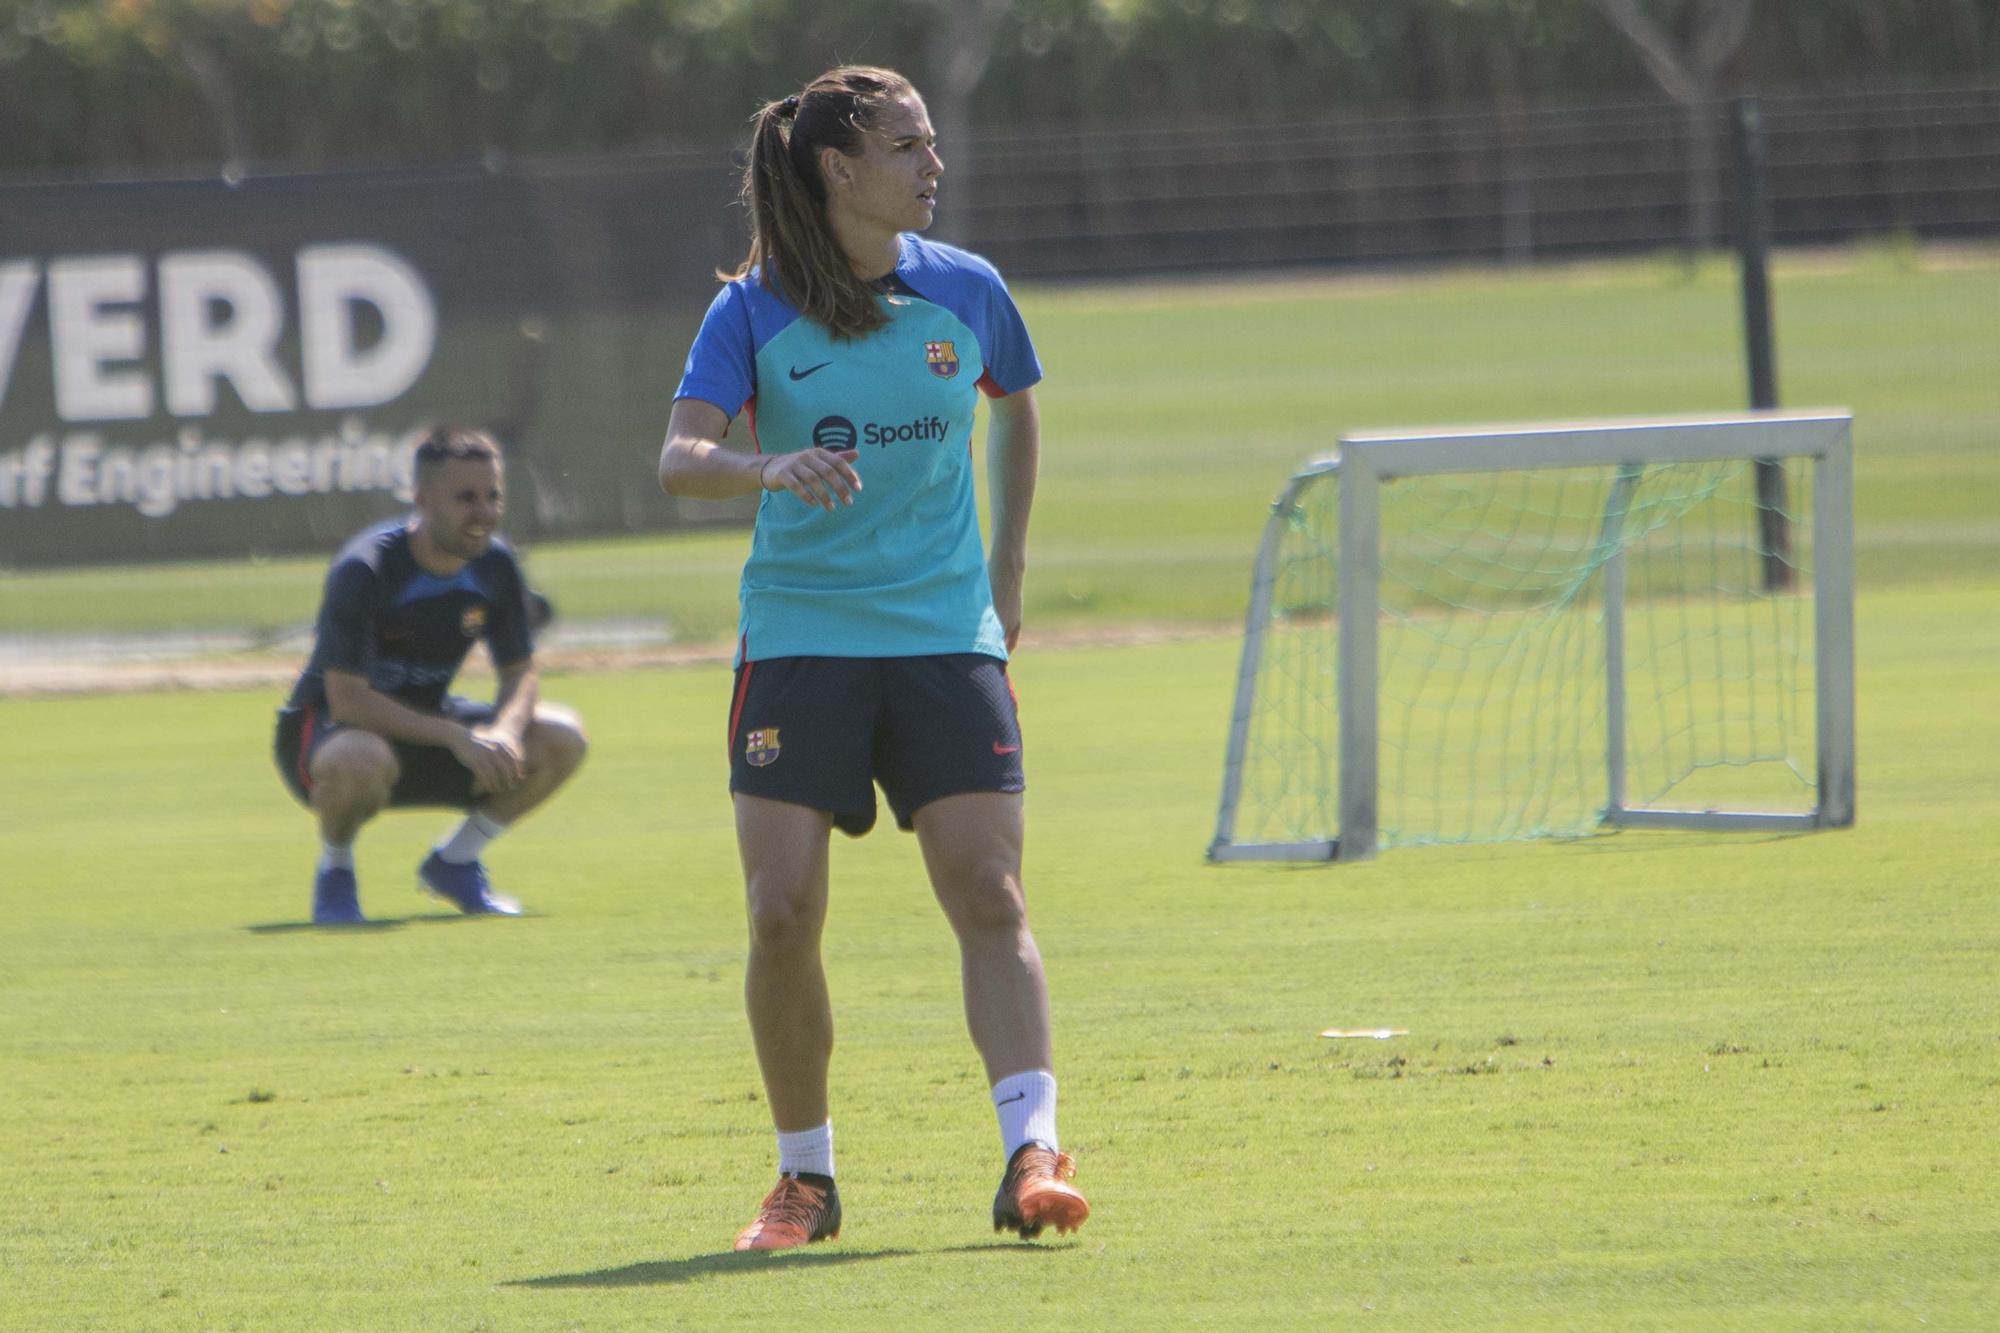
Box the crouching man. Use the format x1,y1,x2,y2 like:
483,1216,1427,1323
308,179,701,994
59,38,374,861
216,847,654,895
273,425,587,923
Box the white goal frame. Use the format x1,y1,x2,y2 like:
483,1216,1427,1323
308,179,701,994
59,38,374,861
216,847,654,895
1210,410,1856,863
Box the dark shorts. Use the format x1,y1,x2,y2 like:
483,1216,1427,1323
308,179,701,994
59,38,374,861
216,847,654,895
727,653,1025,836
274,697,497,810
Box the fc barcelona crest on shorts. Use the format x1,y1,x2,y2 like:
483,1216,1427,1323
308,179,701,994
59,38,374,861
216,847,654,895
925,340,960,379
744,727,782,767
460,605,487,638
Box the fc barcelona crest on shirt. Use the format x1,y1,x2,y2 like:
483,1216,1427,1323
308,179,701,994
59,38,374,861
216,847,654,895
460,605,487,638
745,727,782,767
925,340,960,379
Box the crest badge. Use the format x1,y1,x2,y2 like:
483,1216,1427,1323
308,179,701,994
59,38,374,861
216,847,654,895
925,340,960,379
460,605,487,638
744,727,782,767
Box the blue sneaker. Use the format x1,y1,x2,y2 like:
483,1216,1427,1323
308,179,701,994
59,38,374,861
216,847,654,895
312,865,366,924
418,851,523,916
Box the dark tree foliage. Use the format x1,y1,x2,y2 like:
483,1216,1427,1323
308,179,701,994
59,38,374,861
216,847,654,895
0,0,1990,178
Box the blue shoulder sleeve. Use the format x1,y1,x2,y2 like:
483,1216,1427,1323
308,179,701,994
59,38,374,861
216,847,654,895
675,282,757,416
901,237,1042,398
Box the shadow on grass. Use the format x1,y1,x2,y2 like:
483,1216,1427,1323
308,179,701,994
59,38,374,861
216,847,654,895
243,911,543,934
1569,829,1812,855
510,1242,1063,1289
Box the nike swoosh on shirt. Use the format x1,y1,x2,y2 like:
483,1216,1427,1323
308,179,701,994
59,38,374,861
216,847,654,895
992,742,1021,755
789,362,833,381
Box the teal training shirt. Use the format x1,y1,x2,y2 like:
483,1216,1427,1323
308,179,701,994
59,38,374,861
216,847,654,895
675,234,1042,664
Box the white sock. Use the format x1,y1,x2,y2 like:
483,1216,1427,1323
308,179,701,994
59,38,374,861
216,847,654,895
992,1070,1059,1158
435,811,507,865
318,840,354,871
776,1121,835,1179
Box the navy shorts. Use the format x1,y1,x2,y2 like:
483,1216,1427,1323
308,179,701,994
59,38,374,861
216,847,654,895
274,697,497,810
727,653,1025,836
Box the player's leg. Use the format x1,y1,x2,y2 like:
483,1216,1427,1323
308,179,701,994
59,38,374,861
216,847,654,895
730,793,844,1250
724,658,879,1251
738,795,837,1130
415,700,586,916
885,655,1087,1238
913,791,1049,1080
913,792,1087,1238
307,728,398,840
305,728,399,923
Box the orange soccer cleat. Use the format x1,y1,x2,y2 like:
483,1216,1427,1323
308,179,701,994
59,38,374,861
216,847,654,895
992,1144,1089,1239
733,1174,842,1252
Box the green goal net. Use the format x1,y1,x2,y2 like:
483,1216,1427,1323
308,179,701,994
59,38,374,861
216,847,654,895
1212,413,1855,862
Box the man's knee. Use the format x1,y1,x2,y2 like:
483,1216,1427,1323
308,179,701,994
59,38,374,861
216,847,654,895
310,730,398,806
526,704,588,780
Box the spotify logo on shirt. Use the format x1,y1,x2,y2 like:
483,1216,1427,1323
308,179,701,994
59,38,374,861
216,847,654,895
811,414,951,451
812,416,857,450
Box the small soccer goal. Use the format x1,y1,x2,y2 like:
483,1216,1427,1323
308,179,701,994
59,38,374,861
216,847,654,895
1210,411,1855,862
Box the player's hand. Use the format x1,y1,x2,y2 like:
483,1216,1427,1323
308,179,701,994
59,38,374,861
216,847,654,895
453,727,525,794
762,448,861,511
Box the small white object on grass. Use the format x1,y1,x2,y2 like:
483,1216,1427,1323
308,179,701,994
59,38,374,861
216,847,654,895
1319,1028,1408,1040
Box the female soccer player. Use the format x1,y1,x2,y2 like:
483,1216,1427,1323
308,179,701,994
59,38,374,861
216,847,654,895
658,65,1088,1251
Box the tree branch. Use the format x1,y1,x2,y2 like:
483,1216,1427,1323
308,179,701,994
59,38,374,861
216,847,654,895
175,29,249,170
1692,0,1755,75
1591,0,1697,104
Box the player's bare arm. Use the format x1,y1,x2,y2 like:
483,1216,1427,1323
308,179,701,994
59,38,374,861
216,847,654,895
471,657,538,782
659,397,862,512
323,667,519,794
985,386,1040,653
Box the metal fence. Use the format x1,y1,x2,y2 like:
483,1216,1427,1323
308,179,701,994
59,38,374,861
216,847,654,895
957,85,2000,279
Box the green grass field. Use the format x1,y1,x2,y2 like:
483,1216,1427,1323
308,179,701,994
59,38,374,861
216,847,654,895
4,249,1998,1326
4,585,1997,1327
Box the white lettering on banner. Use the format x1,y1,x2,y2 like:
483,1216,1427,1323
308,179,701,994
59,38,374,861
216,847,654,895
48,256,152,421
0,418,423,518
0,244,438,422
0,436,55,508
0,262,39,413
299,245,437,410
160,252,299,416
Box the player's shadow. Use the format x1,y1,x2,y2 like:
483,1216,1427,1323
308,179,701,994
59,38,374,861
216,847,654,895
243,911,520,934
511,1242,1053,1289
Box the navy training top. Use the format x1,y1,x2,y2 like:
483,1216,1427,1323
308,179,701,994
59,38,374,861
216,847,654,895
285,520,534,717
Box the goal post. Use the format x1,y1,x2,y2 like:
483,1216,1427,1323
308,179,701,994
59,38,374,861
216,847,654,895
1210,410,1854,863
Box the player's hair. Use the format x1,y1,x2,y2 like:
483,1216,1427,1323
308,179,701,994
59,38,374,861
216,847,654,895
729,66,918,341
413,424,502,487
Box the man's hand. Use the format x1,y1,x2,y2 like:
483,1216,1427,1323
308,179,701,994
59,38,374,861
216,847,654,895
451,726,526,794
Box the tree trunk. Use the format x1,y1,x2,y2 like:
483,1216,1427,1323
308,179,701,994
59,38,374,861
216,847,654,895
922,0,1013,249
1591,0,1754,251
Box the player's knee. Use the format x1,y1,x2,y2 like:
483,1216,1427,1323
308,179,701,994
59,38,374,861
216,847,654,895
310,731,398,802
939,861,1029,937
527,706,588,778
745,887,823,954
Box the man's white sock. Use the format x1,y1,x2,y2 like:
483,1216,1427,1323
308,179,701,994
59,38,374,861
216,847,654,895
319,840,355,871
992,1070,1059,1158
436,811,507,865
777,1120,835,1179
